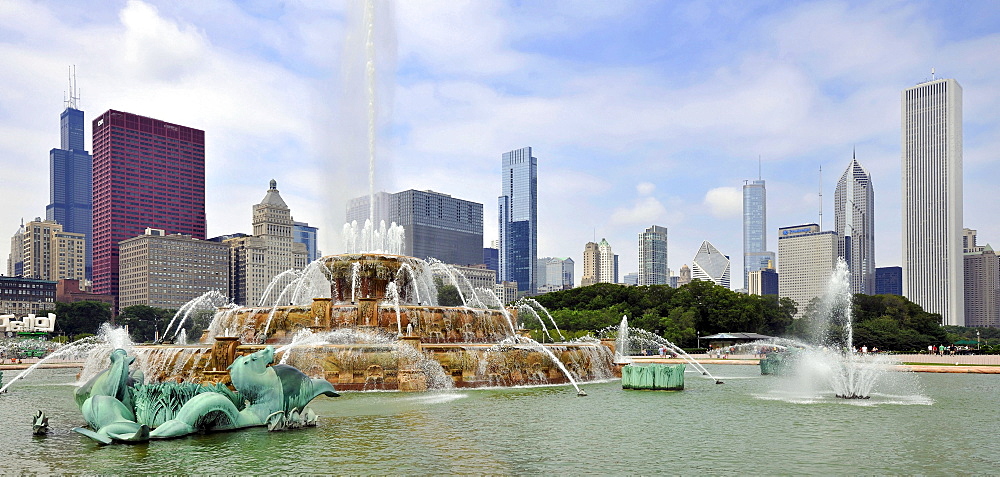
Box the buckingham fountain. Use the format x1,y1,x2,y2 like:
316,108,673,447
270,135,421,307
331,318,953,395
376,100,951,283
132,248,618,394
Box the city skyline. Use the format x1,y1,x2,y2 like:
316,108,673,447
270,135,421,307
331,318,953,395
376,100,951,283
1,1,999,289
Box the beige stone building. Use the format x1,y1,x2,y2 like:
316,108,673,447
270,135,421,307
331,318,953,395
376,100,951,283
227,180,308,306
20,219,86,281
777,224,838,318
118,228,229,310
581,239,616,286
677,264,692,287
450,264,498,292
494,281,519,305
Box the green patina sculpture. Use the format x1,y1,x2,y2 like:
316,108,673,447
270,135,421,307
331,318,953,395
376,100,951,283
759,349,798,375
73,346,339,445
32,410,49,436
621,364,685,391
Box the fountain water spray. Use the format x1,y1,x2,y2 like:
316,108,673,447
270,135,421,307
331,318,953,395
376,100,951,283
770,258,909,400
602,316,722,383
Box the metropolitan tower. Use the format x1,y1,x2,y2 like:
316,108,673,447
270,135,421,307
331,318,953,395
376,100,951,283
902,77,964,325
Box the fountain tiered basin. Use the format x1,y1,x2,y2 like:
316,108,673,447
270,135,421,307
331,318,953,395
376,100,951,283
135,253,617,391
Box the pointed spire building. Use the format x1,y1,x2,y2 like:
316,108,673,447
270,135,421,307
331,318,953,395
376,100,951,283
834,153,875,294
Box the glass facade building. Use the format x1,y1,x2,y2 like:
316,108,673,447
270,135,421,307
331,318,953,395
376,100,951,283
91,110,206,299
394,189,483,266
834,156,875,295
46,105,93,279
875,266,902,296
743,179,774,289
498,147,537,294
691,240,731,289
293,221,320,262
483,247,499,280
638,225,668,285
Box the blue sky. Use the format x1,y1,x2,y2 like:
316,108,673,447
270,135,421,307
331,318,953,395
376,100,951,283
1,0,998,289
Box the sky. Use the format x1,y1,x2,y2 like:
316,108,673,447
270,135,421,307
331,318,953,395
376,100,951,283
1,0,998,289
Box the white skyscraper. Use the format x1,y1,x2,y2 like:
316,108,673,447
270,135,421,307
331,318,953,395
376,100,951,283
598,238,617,284
638,225,668,285
902,77,964,325
691,241,730,289
834,155,875,295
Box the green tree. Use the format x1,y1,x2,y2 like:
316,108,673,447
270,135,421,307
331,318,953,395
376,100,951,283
54,301,112,336
118,305,173,343
433,277,463,307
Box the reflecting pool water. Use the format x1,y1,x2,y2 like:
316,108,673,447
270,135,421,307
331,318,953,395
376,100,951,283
3,365,998,474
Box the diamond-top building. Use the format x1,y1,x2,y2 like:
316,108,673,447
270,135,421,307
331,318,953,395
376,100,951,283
834,155,875,295
691,241,731,289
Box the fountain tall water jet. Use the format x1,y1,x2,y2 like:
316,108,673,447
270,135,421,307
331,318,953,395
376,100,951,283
781,258,899,400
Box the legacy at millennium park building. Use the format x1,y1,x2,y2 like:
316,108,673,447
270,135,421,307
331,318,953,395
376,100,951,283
498,147,538,294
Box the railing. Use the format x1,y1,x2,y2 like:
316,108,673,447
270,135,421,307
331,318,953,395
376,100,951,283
888,353,1000,365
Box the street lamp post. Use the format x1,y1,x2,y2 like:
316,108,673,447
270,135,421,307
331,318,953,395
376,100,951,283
977,330,981,351
697,331,700,349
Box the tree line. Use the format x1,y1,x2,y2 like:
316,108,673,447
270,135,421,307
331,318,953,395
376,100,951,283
36,302,208,343
533,281,951,351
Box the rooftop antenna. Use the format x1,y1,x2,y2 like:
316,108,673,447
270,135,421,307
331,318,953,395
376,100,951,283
931,67,936,80
65,65,80,110
758,155,762,180
818,165,823,230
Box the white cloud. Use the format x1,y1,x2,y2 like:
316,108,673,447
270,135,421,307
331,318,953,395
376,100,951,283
703,187,742,219
120,0,208,81
611,196,668,226
2,0,999,284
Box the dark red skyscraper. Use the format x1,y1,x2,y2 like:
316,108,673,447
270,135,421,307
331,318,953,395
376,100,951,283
91,110,206,298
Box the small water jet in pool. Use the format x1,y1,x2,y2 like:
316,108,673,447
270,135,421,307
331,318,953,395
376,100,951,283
746,258,921,402
600,316,723,384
